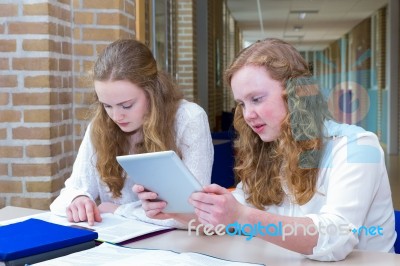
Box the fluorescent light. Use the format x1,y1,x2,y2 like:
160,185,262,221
294,25,303,31
299,12,307,19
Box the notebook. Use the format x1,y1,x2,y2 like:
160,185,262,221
0,218,98,263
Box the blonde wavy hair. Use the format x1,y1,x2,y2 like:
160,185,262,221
90,39,183,198
225,38,332,209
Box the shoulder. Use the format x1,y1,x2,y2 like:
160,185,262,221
324,120,379,142
322,120,383,163
175,99,207,121
86,121,93,132
81,122,94,141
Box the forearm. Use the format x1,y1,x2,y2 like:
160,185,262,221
238,207,318,255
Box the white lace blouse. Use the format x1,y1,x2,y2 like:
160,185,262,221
50,100,214,227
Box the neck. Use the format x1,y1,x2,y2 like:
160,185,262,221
129,129,143,154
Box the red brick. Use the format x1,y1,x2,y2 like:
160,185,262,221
0,4,18,17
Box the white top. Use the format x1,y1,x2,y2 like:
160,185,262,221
232,120,396,261
50,100,214,227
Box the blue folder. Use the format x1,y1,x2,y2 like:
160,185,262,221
0,218,98,261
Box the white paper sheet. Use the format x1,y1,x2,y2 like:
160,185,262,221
33,242,264,266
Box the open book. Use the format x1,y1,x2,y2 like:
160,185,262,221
0,212,173,244
33,242,264,266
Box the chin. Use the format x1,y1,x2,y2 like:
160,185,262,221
126,128,141,135
119,127,134,133
259,134,278,143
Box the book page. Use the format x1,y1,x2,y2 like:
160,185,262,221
1,212,172,244
33,242,264,266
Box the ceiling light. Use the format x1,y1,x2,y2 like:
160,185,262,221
299,12,307,19
294,25,303,31
290,10,319,15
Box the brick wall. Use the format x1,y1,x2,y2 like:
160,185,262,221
0,0,75,209
0,0,135,210
207,0,223,131
176,0,197,102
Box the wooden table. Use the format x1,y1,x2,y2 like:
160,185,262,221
1,206,399,265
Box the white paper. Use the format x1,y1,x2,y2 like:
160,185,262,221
33,242,264,266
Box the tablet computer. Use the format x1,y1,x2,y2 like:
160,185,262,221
116,150,202,213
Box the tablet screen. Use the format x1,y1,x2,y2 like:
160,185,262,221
116,150,202,213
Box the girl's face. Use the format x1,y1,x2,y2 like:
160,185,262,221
94,79,149,133
231,65,287,142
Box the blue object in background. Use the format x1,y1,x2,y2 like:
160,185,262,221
221,111,234,131
211,130,236,188
394,210,400,254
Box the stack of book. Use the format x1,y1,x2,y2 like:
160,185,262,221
0,218,98,266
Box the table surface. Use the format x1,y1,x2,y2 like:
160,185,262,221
1,206,399,265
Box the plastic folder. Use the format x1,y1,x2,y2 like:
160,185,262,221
0,218,98,261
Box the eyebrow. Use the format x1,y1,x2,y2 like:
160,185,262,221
234,94,253,103
99,99,134,106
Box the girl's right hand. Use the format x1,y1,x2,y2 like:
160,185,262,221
66,196,102,226
132,184,171,219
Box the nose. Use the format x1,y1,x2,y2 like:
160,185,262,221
111,108,124,121
242,106,256,121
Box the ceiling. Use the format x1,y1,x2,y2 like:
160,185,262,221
226,0,388,51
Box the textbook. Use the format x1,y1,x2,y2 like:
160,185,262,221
1,212,174,244
0,218,98,266
1,241,95,266
34,242,265,266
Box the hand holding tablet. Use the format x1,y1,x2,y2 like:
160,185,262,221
116,151,202,213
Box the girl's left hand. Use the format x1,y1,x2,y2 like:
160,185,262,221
190,184,245,226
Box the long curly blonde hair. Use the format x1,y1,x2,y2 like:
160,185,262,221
225,38,332,209
90,39,183,198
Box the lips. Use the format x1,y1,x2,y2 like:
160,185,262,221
117,122,129,127
252,124,265,134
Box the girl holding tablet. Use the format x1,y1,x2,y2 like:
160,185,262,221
135,38,396,261
50,39,213,227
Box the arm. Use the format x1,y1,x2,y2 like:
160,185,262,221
304,133,387,260
190,133,388,261
190,184,318,255
50,123,102,225
177,102,214,186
